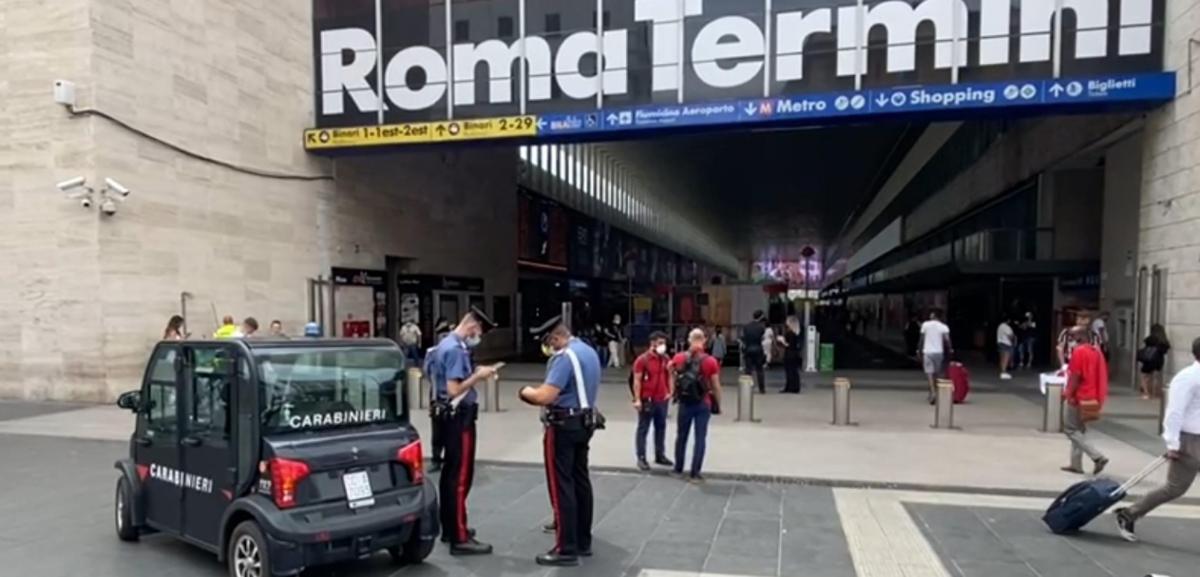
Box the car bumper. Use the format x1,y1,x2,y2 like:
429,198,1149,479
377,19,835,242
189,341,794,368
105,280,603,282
252,483,439,575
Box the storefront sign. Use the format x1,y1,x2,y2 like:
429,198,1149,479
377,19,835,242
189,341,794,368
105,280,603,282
308,0,1167,149
332,267,386,287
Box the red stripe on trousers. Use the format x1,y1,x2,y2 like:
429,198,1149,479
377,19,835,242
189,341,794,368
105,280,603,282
457,428,473,542
544,427,562,553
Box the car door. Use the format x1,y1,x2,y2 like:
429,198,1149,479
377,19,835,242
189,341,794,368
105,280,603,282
135,344,184,534
180,343,239,548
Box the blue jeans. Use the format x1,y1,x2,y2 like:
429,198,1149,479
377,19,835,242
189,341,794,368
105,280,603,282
674,401,712,477
635,400,669,460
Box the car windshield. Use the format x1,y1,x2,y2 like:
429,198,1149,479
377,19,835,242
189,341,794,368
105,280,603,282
257,346,405,435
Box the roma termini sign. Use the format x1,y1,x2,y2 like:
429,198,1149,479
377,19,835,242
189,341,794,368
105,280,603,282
307,0,1168,149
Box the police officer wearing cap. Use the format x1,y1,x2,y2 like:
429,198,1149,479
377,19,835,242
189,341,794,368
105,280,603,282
427,307,499,555
519,318,603,567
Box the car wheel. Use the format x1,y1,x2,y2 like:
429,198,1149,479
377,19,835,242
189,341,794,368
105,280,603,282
115,477,139,542
390,522,435,565
228,521,272,577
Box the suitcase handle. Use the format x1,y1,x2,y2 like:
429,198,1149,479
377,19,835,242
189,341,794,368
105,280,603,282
1109,456,1169,498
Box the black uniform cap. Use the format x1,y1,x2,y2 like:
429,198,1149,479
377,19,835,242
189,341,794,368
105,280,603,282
529,315,566,343
468,305,496,332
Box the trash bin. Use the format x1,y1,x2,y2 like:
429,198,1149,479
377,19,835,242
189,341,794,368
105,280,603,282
819,343,834,372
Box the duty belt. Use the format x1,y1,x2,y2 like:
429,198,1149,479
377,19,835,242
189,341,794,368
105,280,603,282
432,400,477,420
543,407,606,430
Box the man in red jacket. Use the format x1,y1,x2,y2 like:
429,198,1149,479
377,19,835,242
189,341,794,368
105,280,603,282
1062,326,1110,475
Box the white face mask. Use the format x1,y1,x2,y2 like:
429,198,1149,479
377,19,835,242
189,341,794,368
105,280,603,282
465,335,482,348
613,317,621,325
655,344,667,355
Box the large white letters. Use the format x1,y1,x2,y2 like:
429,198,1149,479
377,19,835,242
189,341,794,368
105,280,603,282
691,16,765,88
453,37,552,106
836,0,968,77
321,28,380,115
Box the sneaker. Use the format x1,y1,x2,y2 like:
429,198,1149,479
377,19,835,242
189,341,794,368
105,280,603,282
637,459,650,472
1060,466,1085,475
1114,508,1138,542
1093,457,1109,476
688,474,706,484
669,469,684,478
654,456,674,467
1000,373,1013,380
449,539,493,556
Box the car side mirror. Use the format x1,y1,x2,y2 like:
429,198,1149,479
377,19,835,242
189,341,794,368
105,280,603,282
116,390,142,413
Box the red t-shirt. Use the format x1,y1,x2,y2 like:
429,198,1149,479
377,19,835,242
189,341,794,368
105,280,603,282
1066,344,1109,406
670,350,720,405
633,352,672,402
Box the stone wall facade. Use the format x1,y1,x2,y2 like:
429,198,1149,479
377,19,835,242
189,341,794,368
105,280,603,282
0,0,517,401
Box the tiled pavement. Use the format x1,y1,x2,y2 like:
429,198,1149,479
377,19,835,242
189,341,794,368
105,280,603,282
3,432,1199,577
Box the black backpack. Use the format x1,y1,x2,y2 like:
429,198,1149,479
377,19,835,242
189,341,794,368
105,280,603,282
675,353,707,404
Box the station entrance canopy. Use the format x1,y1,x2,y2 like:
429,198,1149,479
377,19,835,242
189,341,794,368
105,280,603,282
304,0,1173,151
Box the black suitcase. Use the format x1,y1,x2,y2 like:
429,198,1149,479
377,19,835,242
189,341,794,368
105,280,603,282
1043,456,1167,534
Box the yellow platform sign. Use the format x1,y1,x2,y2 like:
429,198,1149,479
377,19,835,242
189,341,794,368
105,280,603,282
304,115,537,150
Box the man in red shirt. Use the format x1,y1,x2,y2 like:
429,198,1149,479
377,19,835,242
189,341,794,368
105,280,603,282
1063,326,1110,475
671,328,723,483
632,331,674,471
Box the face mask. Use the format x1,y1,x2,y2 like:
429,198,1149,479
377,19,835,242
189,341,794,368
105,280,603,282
655,344,667,355
541,344,554,357
613,318,621,325
466,335,482,348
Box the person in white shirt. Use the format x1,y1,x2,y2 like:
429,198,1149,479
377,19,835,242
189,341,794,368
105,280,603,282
1115,336,1200,542
919,310,953,404
996,318,1015,380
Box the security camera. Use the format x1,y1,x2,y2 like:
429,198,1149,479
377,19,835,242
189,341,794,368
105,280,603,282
80,197,93,209
99,198,118,216
57,176,87,192
104,177,130,198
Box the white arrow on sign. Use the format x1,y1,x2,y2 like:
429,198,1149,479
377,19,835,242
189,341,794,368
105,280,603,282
606,113,619,124
744,103,757,116
537,119,547,130
1049,83,1065,97
875,94,889,108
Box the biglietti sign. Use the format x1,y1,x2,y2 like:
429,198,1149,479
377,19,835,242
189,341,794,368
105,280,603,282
306,0,1170,150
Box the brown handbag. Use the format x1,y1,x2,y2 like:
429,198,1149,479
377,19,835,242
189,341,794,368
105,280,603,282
1078,399,1102,422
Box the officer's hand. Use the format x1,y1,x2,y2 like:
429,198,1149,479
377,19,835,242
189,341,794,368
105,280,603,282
1167,449,1182,461
474,365,497,380
632,399,642,412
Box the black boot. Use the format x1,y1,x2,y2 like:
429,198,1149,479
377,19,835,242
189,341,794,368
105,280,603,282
536,550,581,567
449,538,493,556
654,455,673,467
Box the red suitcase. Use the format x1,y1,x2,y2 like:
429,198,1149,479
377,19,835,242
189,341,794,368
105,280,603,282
948,362,970,403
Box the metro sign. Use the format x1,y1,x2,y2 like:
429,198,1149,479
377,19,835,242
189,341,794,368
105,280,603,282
318,0,1157,122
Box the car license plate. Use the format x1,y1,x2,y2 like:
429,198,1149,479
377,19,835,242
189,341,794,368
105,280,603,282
342,471,375,509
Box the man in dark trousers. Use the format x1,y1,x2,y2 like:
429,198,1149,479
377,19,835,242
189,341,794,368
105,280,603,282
427,307,499,555
632,331,674,471
672,328,723,483
519,319,602,567
740,310,768,394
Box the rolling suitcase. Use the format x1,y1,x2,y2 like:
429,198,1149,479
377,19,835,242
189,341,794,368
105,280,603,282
1042,456,1167,534
947,361,970,404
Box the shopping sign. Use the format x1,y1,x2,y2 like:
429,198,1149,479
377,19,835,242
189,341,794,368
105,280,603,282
309,0,1166,144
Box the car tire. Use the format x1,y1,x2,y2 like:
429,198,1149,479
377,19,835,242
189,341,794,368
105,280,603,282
388,524,435,565
115,477,139,542
228,521,272,577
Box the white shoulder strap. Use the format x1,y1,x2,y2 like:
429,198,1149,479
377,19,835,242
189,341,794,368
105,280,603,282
562,347,591,410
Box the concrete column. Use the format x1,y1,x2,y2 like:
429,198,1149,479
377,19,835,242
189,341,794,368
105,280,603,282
1137,0,1200,374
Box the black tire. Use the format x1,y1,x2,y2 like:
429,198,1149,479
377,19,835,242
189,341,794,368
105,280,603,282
389,524,435,565
228,521,272,577
115,477,139,542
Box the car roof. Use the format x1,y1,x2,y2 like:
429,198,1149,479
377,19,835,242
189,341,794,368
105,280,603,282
158,338,400,352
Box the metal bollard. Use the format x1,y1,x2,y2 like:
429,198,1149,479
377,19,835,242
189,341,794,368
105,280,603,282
1042,383,1064,433
481,374,501,412
933,379,956,429
419,372,429,410
832,377,852,426
406,368,423,415
737,375,758,422
1158,385,1170,436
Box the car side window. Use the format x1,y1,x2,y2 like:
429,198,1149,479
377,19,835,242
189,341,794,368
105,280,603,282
145,346,179,436
189,347,233,439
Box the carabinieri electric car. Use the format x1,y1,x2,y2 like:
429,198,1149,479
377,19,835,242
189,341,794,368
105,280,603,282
113,338,438,577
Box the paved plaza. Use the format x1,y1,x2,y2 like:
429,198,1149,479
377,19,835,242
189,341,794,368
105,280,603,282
1,366,1198,576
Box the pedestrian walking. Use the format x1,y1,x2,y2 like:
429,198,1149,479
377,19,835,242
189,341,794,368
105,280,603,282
427,307,499,556
904,315,921,359
919,310,952,404
1138,324,1171,400
213,315,241,339
163,315,185,341
399,320,422,364
997,317,1015,380
710,327,727,366
1115,336,1200,542
1017,311,1037,369
608,314,624,368
781,316,803,393
241,317,259,338
740,311,768,394
671,328,723,483
1061,326,1110,476
632,331,674,471
518,319,602,567
762,324,776,367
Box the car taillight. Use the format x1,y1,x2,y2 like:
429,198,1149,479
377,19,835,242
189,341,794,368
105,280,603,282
396,441,424,485
268,457,310,509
